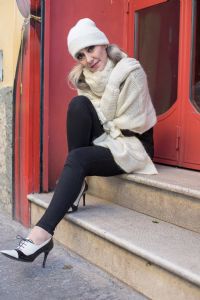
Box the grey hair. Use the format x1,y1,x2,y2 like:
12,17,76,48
68,44,127,90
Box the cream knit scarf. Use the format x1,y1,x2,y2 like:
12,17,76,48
83,59,114,97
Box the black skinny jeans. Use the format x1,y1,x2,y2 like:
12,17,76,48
36,96,124,235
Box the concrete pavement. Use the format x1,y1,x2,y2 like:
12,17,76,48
0,208,147,300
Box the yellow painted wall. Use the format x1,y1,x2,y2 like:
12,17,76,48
0,0,24,88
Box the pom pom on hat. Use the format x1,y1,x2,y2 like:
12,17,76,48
67,18,109,58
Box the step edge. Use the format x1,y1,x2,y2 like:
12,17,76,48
28,193,200,287
68,212,200,287
28,194,49,209
120,174,200,200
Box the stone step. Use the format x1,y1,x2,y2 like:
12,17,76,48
28,193,200,300
87,164,200,233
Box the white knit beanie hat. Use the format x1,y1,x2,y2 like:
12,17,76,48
67,18,109,58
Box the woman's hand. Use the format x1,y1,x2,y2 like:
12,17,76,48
108,58,140,88
103,121,121,138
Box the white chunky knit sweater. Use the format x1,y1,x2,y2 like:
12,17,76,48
78,58,158,174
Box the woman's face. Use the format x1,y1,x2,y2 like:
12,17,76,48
75,45,108,72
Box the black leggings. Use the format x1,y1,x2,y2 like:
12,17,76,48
36,96,124,235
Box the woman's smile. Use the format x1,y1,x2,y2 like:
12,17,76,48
89,60,101,71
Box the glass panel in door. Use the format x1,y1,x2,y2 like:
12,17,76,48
134,0,180,115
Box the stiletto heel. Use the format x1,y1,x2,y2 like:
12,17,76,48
43,251,50,268
83,193,86,206
1,235,53,267
68,180,88,213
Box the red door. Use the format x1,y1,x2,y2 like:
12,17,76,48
128,0,200,170
43,0,129,191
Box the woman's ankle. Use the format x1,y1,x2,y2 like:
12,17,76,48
27,226,52,245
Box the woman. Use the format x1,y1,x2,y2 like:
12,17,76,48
1,18,157,267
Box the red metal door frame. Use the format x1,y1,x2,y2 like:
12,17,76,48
42,1,50,192
177,0,192,166
178,0,200,170
14,1,41,226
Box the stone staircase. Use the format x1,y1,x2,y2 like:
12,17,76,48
28,164,200,300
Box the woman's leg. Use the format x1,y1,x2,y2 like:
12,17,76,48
29,96,123,241
35,146,124,236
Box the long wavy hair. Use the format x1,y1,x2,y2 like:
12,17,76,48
68,44,127,90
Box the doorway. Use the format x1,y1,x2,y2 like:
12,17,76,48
128,0,200,170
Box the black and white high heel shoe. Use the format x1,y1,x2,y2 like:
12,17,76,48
68,180,88,213
0,235,53,268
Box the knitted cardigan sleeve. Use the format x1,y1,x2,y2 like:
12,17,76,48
98,63,156,138
99,58,141,122
113,70,156,133
100,73,142,138
99,84,120,122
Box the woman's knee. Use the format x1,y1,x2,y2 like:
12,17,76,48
68,96,90,114
65,148,84,168
65,148,89,175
